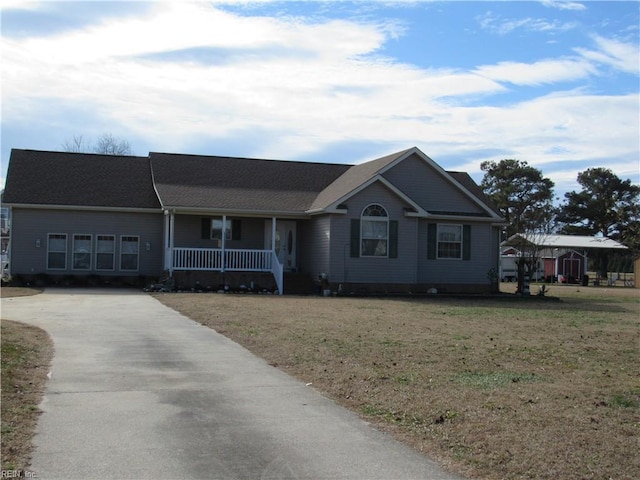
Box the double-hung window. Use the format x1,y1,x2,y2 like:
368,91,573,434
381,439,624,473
120,236,139,271
96,235,115,271
201,217,241,246
361,204,389,257
47,234,67,270
72,234,92,270
211,218,232,243
437,224,462,259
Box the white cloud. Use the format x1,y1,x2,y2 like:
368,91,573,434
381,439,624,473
541,1,586,11
1,3,507,150
1,2,638,196
0,1,43,11
474,58,597,86
449,90,639,194
477,11,577,35
575,35,640,75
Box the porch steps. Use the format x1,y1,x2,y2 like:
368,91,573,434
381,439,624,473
283,272,315,295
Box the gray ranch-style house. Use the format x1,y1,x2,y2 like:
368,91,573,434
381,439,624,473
3,147,505,294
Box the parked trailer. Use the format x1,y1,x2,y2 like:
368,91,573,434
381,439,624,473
499,255,544,282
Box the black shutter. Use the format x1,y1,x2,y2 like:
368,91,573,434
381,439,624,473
350,219,360,257
389,220,398,258
201,218,211,239
427,223,437,259
463,225,471,260
232,219,241,241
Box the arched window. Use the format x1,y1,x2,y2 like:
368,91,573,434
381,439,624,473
361,204,388,256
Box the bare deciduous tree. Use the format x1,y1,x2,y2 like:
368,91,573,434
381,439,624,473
93,133,131,155
62,135,91,153
62,133,132,155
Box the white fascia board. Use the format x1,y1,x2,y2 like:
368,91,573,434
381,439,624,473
307,207,348,215
5,203,162,214
419,214,503,223
166,206,309,219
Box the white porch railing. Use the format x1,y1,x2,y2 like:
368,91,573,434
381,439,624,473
270,250,283,295
171,247,283,294
173,247,223,271
173,248,272,271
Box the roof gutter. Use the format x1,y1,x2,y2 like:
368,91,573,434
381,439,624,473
162,206,310,219
4,203,163,214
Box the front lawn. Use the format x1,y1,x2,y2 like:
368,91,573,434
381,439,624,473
154,285,640,479
1,317,53,472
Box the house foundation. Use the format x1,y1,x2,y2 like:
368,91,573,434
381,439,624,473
172,271,277,292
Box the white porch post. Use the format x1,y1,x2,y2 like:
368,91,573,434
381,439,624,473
271,217,284,295
169,211,175,274
271,217,277,252
163,211,170,271
221,215,227,272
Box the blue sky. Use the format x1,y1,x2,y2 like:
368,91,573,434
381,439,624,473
2,1,639,199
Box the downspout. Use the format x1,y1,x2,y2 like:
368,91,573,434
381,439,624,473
415,218,419,288
7,206,12,278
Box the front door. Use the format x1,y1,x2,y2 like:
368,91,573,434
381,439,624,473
265,220,297,271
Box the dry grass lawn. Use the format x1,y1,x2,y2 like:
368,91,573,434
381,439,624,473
155,284,640,480
1,288,52,472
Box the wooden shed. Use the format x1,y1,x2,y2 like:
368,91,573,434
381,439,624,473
554,250,586,283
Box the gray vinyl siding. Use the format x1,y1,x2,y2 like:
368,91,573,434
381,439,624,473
10,208,163,276
382,153,485,214
417,220,495,284
329,182,418,284
299,216,331,278
174,215,265,250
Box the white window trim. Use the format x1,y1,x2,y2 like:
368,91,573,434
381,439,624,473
360,203,389,258
72,234,93,271
47,233,67,270
120,235,140,272
436,224,463,260
95,234,116,271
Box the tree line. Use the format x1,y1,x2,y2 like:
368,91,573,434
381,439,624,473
480,159,639,286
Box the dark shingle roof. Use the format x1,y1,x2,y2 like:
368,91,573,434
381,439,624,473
309,148,412,211
3,148,501,220
150,153,351,212
3,149,161,209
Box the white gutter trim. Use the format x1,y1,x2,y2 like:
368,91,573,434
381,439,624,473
4,203,162,214
162,206,308,219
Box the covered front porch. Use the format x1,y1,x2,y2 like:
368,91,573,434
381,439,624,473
162,213,300,294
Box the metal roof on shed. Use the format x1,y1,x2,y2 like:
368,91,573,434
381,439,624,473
504,234,627,250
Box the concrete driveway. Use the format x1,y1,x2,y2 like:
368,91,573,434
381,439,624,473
2,289,462,480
